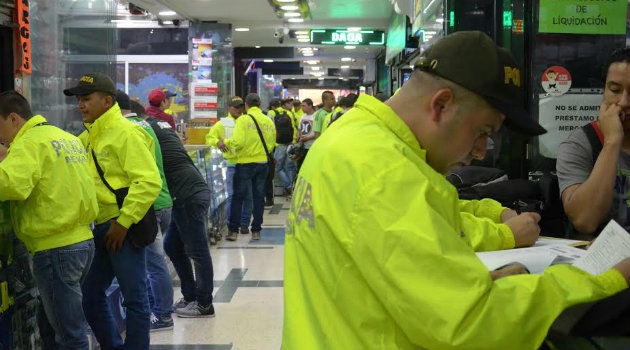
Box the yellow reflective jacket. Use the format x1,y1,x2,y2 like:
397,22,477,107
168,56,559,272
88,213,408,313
459,198,516,251
225,107,276,164
320,106,344,134
79,103,162,228
0,115,97,254
283,95,627,350
206,114,238,164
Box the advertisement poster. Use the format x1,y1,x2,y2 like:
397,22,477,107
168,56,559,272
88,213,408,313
541,66,572,96
539,0,628,35
190,82,218,120
538,93,603,158
192,38,213,64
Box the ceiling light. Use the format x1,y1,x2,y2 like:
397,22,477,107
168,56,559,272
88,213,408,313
288,18,304,23
298,38,309,42
344,45,356,50
303,53,314,56
311,67,320,71
284,12,301,17
158,10,176,16
347,27,361,32
338,77,344,80
264,59,274,63
295,31,309,35
318,77,325,80
162,20,173,25
234,27,250,32
255,45,261,48
435,18,444,23
277,0,296,2
280,5,299,10
341,65,349,69
305,60,318,64
296,35,309,39
112,20,155,24
341,57,352,62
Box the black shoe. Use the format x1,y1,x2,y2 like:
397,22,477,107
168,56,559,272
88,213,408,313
175,301,215,318
265,200,274,208
240,226,250,235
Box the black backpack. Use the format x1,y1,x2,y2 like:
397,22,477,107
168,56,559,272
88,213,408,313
274,110,294,144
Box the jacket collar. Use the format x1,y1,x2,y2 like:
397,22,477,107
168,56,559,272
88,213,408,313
84,103,124,139
248,106,263,115
11,115,47,147
354,94,426,161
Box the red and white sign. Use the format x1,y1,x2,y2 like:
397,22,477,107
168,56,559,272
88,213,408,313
194,86,218,96
542,66,572,96
193,101,218,111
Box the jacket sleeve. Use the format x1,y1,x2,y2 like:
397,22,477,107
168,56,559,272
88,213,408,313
459,198,507,223
0,139,41,201
348,162,627,350
116,128,162,229
206,121,224,148
224,116,247,151
461,212,515,251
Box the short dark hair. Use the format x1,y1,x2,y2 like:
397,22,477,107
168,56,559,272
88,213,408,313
293,100,302,107
302,98,313,107
245,93,261,107
338,93,358,108
281,98,293,106
129,100,146,117
604,47,630,80
322,91,334,101
269,99,281,109
96,91,116,108
0,91,33,120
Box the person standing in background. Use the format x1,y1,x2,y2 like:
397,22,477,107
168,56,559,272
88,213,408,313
147,88,176,130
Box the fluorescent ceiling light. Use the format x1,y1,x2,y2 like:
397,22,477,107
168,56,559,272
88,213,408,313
112,20,155,24
347,27,361,32
234,27,250,32
281,5,299,10
288,18,304,23
158,10,176,16
264,59,274,63
338,77,344,80
435,18,444,23
341,65,350,69
295,31,309,35
318,77,325,80
284,12,301,17
296,35,309,39
341,57,352,61
255,45,261,48
305,60,318,64
303,53,314,56
277,0,296,2
298,38,309,42
344,45,356,50
311,67,320,71
162,20,173,25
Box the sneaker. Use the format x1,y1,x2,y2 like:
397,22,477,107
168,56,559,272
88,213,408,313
150,313,174,332
175,301,215,318
226,232,238,241
173,298,191,310
252,231,261,240
240,226,250,235
265,200,274,208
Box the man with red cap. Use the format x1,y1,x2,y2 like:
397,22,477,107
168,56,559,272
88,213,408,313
147,88,176,129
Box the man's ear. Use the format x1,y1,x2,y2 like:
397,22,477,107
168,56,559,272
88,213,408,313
427,88,455,124
8,112,21,126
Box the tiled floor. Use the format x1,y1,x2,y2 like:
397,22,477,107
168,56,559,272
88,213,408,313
149,197,291,350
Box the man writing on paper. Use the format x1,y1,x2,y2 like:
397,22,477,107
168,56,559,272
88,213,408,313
282,32,630,350
557,48,630,235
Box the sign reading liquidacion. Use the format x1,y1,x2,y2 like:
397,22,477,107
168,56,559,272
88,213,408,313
539,0,628,35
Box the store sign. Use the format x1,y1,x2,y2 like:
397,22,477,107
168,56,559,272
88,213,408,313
538,93,602,158
17,0,32,74
310,29,386,46
539,0,628,35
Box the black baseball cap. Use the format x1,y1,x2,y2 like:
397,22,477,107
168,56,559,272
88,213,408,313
115,90,131,110
415,31,546,136
64,73,116,97
229,96,245,108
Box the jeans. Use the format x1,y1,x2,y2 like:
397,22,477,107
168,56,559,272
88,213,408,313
82,221,150,350
32,239,94,350
274,144,296,190
146,208,174,318
230,163,268,233
226,166,253,227
163,190,214,306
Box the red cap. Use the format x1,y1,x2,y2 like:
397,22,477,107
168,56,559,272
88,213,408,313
148,88,167,106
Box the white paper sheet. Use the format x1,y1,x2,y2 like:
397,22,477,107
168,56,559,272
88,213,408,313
533,237,587,247
573,220,630,275
476,245,587,275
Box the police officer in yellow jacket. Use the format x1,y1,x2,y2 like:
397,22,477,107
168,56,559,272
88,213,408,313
221,93,276,241
0,91,98,350
283,31,630,350
64,73,162,350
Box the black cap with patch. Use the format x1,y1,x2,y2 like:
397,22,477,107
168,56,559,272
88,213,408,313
229,96,245,108
415,31,546,136
63,73,117,97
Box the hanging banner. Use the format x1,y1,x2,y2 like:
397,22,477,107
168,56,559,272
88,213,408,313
17,0,32,74
539,0,628,35
538,93,603,159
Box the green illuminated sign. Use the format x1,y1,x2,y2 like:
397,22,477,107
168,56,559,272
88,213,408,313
539,0,628,35
449,11,455,28
310,29,386,46
503,10,512,27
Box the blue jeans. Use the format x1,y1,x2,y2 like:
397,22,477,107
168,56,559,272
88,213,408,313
32,239,94,350
229,163,268,233
146,208,174,318
226,166,253,227
163,190,214,306
274,144,296,190
82,220,150,350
